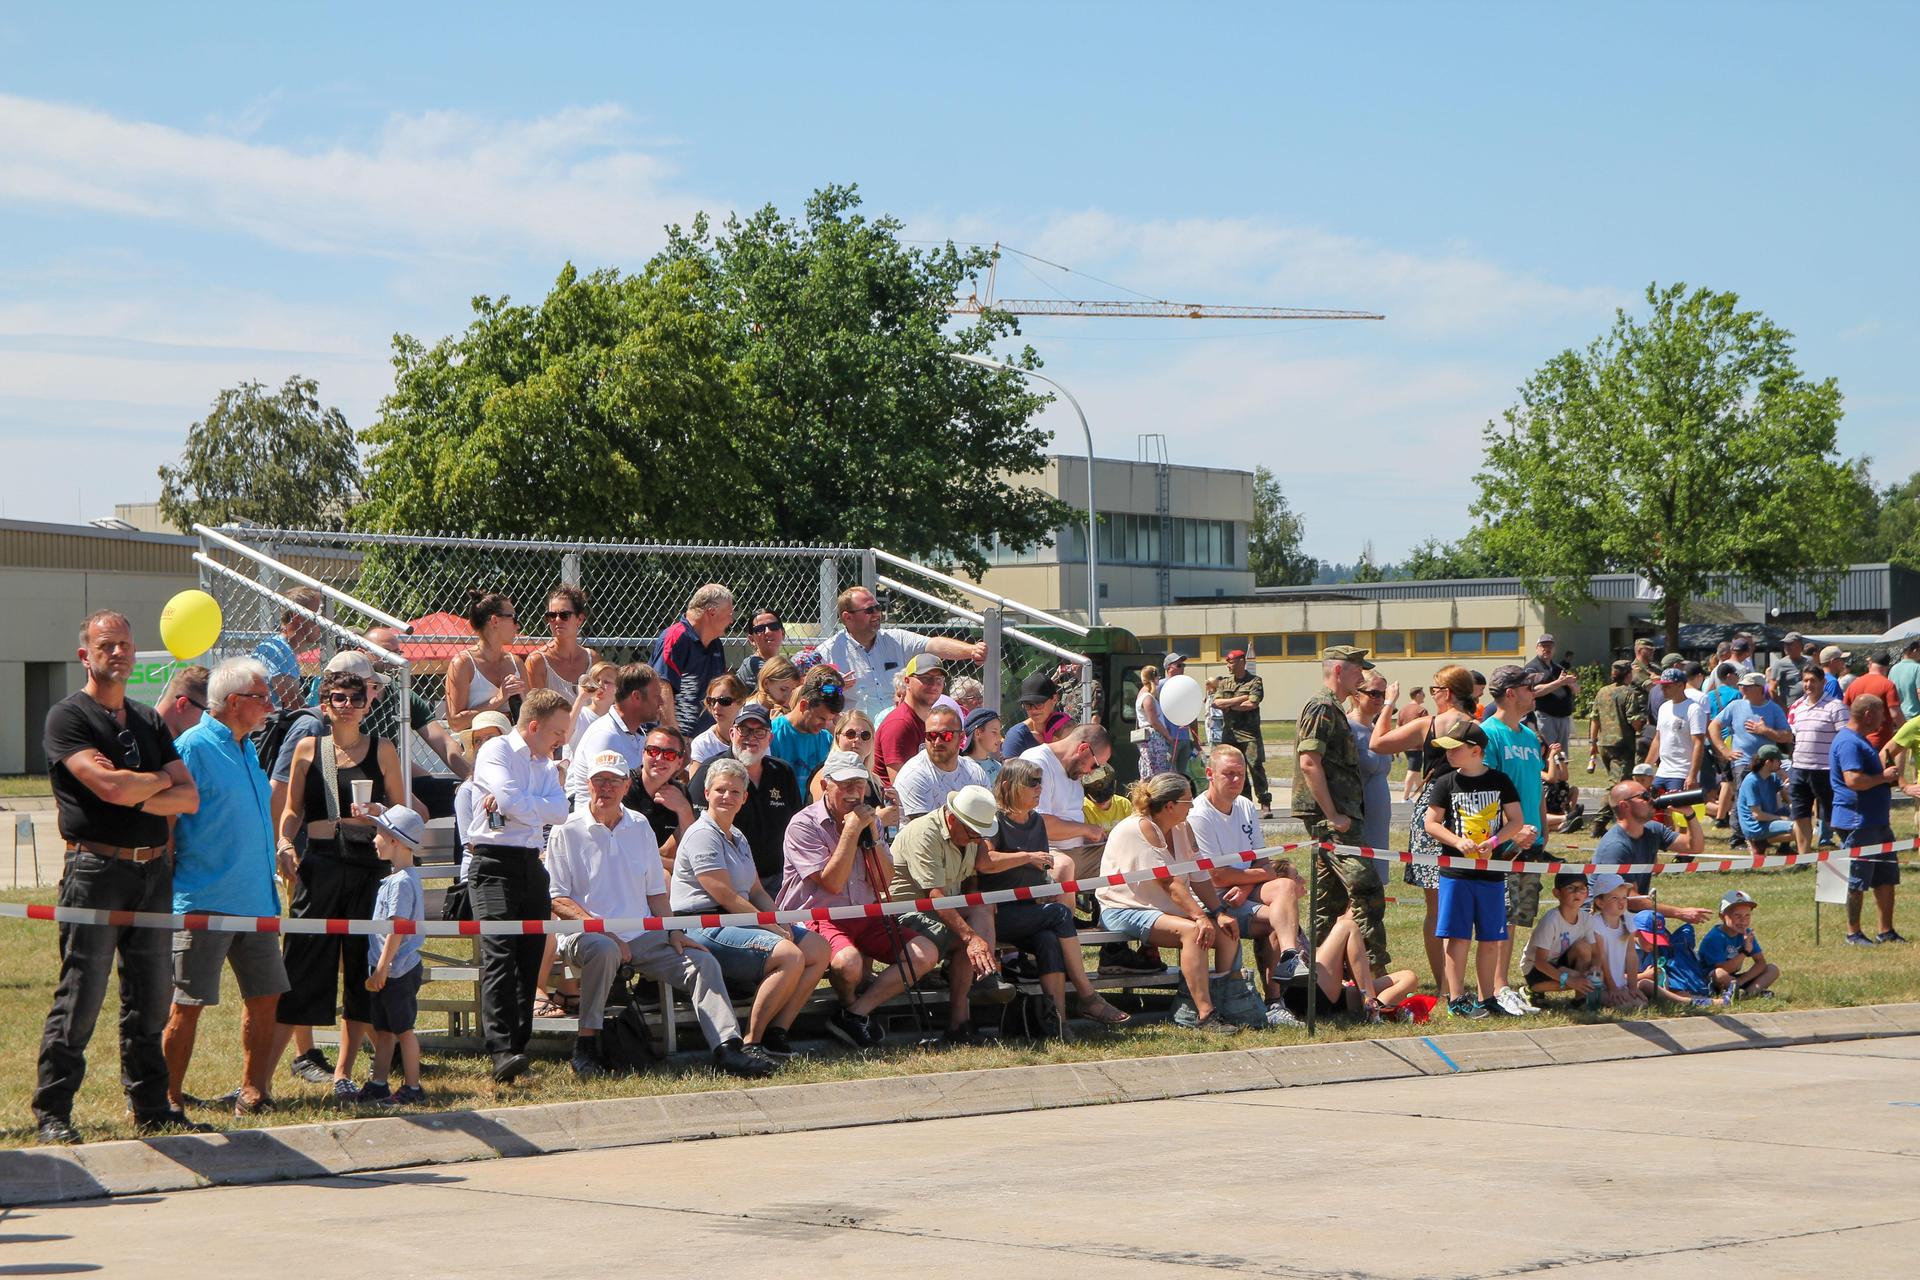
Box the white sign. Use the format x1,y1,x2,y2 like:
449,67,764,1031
1815,856,1853,905
123,650,184,709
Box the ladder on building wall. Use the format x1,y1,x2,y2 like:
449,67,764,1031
1139,433,1173,607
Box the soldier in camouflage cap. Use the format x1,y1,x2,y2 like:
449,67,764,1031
1292,645,1389,969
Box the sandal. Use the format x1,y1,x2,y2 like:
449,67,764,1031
1079,995,1132,1026
532,991,566,1019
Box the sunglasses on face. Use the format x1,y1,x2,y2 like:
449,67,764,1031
1359,688,1386,699
544,609,578,622
924,729,959,744
642,744,682,761
327,692,369,708
839,728,873,741
848,604,884,616
748,622,782,635
705,696,737,708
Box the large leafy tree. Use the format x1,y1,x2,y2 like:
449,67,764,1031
1861,467,1920,569
158,376,360,531
1472,282,1861,649
1247,465,1316,585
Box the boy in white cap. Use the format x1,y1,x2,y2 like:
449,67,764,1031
362,806,427,1106
1699,889,1777,998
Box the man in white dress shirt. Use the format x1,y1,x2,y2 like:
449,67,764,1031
467,688,570,1082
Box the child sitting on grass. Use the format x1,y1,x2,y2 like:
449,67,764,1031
362,806,428,1107
1588,873,1650,1010
1524,873,1598,1003
1698,889,1778,999
1632,909,1727,1009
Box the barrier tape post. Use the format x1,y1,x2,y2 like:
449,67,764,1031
1305,842,1320,1039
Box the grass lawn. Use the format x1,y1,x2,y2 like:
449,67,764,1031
1,862,1911,1148
0,777,50,799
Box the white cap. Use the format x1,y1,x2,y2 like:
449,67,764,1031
588,750,631,780
1589,872,1628,898
819,750,870,784
325,649,389,685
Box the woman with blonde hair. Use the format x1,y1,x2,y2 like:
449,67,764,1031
1366,664,1477,985
690,673,748,765
808,708,901,828
1095,772,1241,1033
753,655,801,717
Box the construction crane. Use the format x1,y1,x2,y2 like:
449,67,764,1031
946,243,1384,322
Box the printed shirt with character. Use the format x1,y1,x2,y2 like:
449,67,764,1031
1697,923,1761,970
1290,690,1364,821
1425,766,1520,881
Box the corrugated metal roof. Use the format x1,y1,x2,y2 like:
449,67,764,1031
0,518,196,574
1255,565,1897,611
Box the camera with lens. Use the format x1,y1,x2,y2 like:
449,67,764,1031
1648,788,1706,809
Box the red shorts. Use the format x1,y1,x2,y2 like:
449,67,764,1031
813,914,910,962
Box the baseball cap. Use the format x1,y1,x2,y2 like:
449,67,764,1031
947,784,999,838
1634,637,1655,650
1536,633,1555,645
1631,908,1670,948
1820,645,1850,663
1431,721,1489,751
962,706,1000,736
1224,648,1248,661
370,806,424,849
1660,652,1685,669
1658,667,1687,684
325,649,388,685
904,655,945,679
1904,636,1920,654
1631,763,1655,779
1719,889,1757,914
1610,658,1633,676
819,750,870,784
1783,631,1805,645
734,701,773,727
1737,671,1766,687
1753,744,1784,764
1323,644,1374,668
471,710,513,737
1489,664,1541,696
1588,872,1628,899
1163,651,1186,667
1873,650,1895,667
1730,635,1752,652
588,749,631,780
1017,672,1059,706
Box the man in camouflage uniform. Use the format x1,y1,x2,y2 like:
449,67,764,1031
1585,659,1646,839
1213,648,1271,815
1292,645,1389,969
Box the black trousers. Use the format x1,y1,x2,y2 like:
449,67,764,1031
995,901,1076,977
278,846,382,1028
469,846,550,1055
34,850,174,1124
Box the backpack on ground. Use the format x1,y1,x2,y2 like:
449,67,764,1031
597,968,664,1074
253,705,322,774
1173,969,1268,1028
999,991,1065,1042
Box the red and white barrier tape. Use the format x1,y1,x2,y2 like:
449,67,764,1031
3,837,1912,937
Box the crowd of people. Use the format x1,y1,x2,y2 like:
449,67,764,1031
28,594,1920,1145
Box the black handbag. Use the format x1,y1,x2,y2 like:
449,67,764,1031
597,968,664,1074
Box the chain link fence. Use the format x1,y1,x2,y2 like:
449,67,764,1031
194,526,1092,729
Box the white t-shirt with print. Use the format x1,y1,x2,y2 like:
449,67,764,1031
1526,907,1597,965
1186,792,1263,867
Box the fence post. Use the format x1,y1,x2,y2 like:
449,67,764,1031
561,550,582,589
982,607,1003,714
1080,659,1096,728
818,556,838,642
859,549,876,595
398,662,415,811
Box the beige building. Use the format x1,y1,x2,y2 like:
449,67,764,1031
0,519,198,774
971,455,1255,616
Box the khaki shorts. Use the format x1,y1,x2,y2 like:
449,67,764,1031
1505,871,1544,929
172,925,291,1006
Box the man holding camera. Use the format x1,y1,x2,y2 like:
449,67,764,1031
1593,779,1706,894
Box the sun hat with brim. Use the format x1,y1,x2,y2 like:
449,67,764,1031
947,784,999,838
370,806,425,850
471,711,513,737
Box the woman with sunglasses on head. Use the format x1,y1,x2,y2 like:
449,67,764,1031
753,655,801,719
1364,664,1479,986
691,674,748,766
525,585,598,715
810,709,902,828
273,669,408,1100
446,590,528,732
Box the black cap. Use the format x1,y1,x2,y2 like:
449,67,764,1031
1431,721,1489,751
1017,672,1059,706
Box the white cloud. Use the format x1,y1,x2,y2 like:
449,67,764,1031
0,93,710,262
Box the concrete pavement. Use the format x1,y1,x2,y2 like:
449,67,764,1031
5,1037,1917,1277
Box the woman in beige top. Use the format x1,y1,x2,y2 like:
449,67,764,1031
1096,772,1241,1031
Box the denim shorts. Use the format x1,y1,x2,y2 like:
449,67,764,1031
691,924,785,990
1100,905,1165,941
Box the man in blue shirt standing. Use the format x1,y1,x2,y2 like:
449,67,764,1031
163,657,290,1118
1830,694,1903,947
1713,673,1793,795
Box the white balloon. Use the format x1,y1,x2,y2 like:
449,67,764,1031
1158,673,1204,725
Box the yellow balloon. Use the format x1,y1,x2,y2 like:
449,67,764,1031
159,589,223,661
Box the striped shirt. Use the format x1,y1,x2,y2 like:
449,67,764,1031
1788,695,1848,771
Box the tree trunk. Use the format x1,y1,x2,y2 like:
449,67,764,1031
1664,594,1681,653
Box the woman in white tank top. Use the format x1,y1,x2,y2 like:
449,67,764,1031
446,590,528,730
525,585,598,705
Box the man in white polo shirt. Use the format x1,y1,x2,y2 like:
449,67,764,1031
1188,743,1307,996
546,750,770,1081
813,585,987,720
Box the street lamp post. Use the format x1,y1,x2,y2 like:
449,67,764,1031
949,353,1099,624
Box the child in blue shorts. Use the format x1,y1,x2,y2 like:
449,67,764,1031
1422,721,1526,1020
363,806,428,1107
1699,889,1778,998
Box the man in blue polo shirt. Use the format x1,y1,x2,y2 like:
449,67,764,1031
163,657,291,1118
1712,672,1792,796
651,583,735,737
1831,694,1902,947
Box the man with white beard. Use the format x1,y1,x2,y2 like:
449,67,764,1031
690,702,803,896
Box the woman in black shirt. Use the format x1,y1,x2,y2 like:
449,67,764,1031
983,759,1129,1034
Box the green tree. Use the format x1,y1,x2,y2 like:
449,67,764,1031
158,376,360,531
1472,282,1861,650
1351,541,1386,583
1247,465,1316,585
1397,529,1517,580
1864,468,1920,568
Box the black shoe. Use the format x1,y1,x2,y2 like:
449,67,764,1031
287,1048,333,1085
1099,942,1162,975
36,1116,80,1146
1562,804,1587,835
490,1052,531,1084
330,1077,360,1103
233,1093,275,1119
759,1026,797,1059
570,1050,612,1080
942,1023,987,1048
826,1006,873,1049
971,973,1018,1005
1001,954,1042,984
135,1108,213,1136
714,1038,776,1079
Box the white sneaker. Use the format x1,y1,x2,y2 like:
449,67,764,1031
1264,1001,1304,1029
1492,986,1534,1017
1270,950,1307,981
1507,985,1540,1014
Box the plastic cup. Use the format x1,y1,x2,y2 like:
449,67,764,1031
350,779,374,810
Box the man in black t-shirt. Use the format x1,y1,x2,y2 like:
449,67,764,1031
1523,634,1580,757
34,610,204,1145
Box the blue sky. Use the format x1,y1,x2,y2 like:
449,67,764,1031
2,3,1913,561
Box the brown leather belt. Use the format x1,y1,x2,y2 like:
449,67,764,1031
66,841,172,863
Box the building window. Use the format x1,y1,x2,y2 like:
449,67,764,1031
1483,628,1520,653
1252,634,1285,659
1091,513,1237,568
1450,630,1484,654
1285,632,1318,658
1321,631,1356,649
1373,631,1407,655
1413,629,1447,656
1216,636,1248,659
